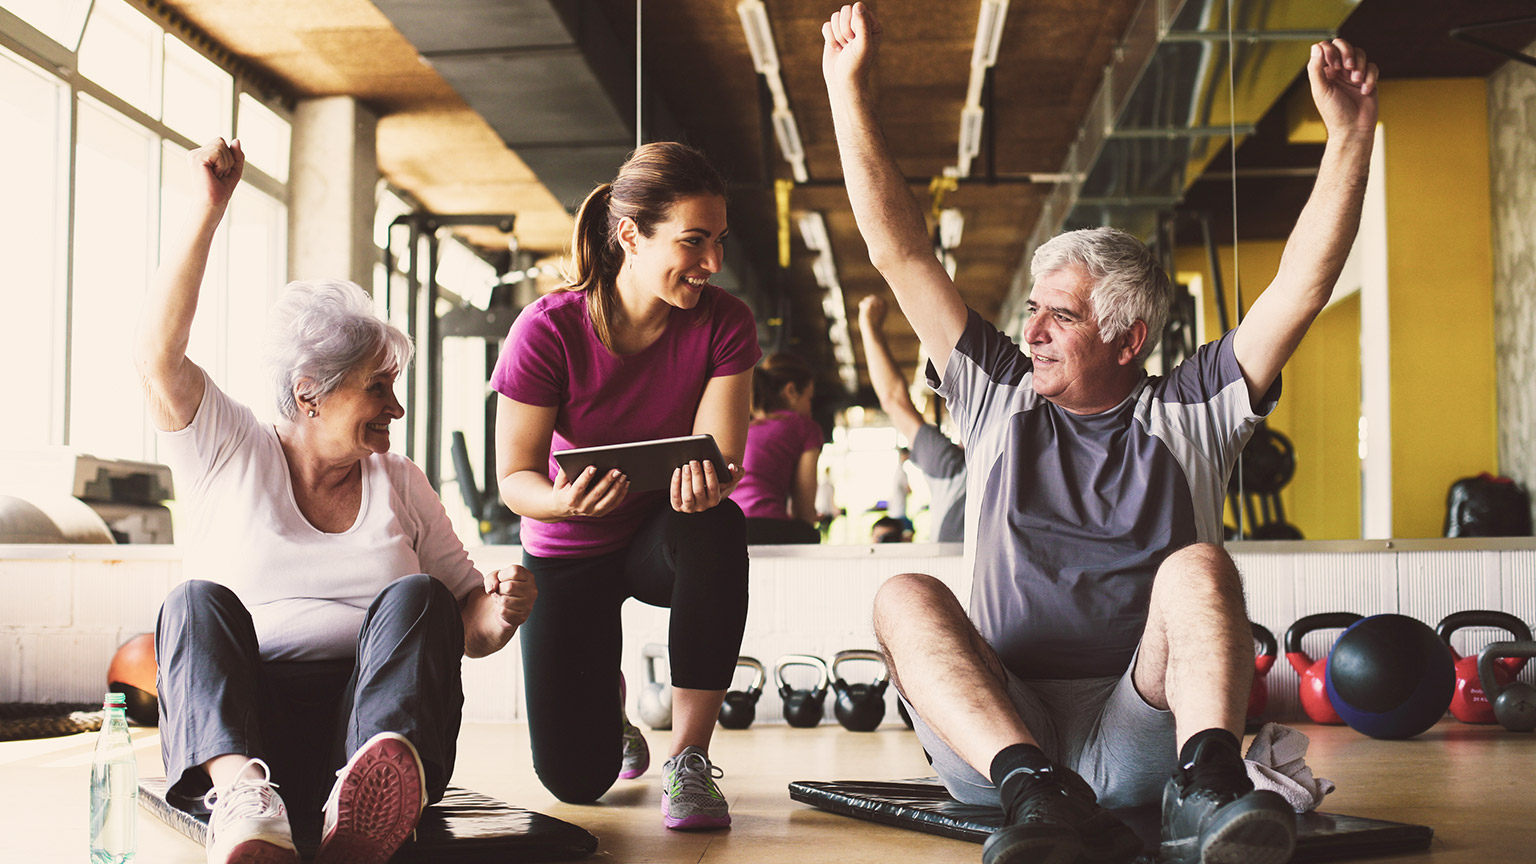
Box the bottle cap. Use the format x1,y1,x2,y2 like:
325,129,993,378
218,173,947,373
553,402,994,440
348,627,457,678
103,691,126,708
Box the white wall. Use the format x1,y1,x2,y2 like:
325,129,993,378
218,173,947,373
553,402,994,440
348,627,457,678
3,541,1534,727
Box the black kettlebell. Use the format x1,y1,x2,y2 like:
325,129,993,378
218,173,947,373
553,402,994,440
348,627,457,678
1478,641,1536,732
774,654,829,728
718,656,765,730
832,649,890,732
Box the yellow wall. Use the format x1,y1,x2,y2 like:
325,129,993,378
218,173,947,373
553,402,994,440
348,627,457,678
1378,79,1498,538
1172,79,1500,539
1281,294,1361,538
1174,242,1361,540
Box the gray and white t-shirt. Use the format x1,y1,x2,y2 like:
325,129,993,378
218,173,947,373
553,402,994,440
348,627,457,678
931,310,1277,680
910,423,966,543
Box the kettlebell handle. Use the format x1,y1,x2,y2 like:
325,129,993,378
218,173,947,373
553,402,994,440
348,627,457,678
1477,641,1536,702
642,642,669,684
733,656,766,696
832,649,890,687
1250,622,1277,657
774,654,830,696
1436,611,1533,660
1284,613,1363,658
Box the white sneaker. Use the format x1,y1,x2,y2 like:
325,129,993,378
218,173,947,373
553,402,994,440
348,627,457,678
314,731,428,864
201,759,300,864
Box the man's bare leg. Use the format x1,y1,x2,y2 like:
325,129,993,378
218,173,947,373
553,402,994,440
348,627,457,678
1134,542,1252,748
872,572,1033,768
1136,543,1295,864
874,573,1140,864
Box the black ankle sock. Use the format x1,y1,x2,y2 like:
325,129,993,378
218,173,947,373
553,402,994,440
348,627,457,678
991,744,1055,820
989,743,1052,789
1179,728,1241,765
1178,728,1250,792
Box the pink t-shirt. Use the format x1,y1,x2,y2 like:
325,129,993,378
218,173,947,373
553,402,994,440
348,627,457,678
731,411,823,520
491,285,760,557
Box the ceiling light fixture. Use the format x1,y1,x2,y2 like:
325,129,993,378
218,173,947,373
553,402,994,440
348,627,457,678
939,208,965,250
737,0,807,182
958,0,1010,178
796,209,858,390
958,105,985,162
772,109,805,164
737,0,779,74
798,211,830,254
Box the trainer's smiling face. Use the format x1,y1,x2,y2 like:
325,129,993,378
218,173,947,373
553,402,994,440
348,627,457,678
1023,263,1141,415
621,194,728,313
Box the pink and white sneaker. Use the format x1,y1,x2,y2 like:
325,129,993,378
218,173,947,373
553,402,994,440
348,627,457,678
314,732,427,864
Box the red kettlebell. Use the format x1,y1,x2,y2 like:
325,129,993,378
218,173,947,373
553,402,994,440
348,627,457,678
1247,622,1277,729
1436,610,1532,724
1285,613,1362,725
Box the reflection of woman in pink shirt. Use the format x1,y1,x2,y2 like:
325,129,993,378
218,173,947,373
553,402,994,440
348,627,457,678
732,353,823,545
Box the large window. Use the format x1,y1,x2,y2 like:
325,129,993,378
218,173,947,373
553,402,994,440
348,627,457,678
1,0,291,463
0,46,68,450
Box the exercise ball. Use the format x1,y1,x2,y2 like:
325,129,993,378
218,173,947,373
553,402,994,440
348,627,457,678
107,633,159,726
1325,614,1454,740
0,493,113,544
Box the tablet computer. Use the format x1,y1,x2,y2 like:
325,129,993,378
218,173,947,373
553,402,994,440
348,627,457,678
552,434,728,495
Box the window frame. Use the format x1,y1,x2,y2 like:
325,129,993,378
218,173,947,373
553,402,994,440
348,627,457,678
0,0,291,458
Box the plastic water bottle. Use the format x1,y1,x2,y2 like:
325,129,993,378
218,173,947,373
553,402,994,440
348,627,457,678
90,691,136,863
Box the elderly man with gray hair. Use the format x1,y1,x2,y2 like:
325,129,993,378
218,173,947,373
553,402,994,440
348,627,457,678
135,137,535,864
822,4,1379,864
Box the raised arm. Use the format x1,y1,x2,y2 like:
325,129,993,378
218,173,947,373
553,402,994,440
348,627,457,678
1233,39,1378,403
858,294,926,443
823,3,968,376
134,138,244,431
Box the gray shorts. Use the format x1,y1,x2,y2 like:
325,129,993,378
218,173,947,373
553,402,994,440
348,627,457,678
906,656,1177,809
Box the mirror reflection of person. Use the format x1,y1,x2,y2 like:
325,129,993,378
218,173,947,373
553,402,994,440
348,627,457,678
815,466,839,534
733,352,823,545
823,4,1378,863
139,139,533,864
870,516,908,544
884,445,912,536
859,294,966,542
492,142,758,831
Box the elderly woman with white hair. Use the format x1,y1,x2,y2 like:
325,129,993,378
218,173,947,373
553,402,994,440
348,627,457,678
135,137,536,864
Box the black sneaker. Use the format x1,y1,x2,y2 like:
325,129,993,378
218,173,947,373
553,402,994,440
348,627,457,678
981,764,1142,864
1160,754,1295,864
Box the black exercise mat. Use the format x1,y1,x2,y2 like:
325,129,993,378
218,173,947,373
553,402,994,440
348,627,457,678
141,777,597,862
789,778,1433,863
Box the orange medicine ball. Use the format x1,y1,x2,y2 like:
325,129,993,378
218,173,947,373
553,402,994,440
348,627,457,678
107,633,159,726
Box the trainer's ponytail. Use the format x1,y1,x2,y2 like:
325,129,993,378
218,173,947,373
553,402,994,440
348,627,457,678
564,183,621,352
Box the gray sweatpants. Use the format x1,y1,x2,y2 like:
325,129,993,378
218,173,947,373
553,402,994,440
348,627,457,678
907,655,1178,809
154,575,465,823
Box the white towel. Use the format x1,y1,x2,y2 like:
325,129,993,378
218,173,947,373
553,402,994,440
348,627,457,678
1244,722,1335,813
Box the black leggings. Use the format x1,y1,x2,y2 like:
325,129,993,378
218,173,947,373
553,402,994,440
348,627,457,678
520,499,749,803
745,516,821,545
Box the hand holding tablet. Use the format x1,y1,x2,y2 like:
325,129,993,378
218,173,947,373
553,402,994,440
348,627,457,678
554,434,731,496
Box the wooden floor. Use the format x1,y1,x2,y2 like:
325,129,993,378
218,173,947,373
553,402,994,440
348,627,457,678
3,717,1532,863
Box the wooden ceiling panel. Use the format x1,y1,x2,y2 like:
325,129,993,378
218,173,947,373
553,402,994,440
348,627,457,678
157,0,1496,399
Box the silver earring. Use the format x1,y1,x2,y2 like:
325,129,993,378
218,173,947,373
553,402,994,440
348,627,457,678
307,409,317,418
